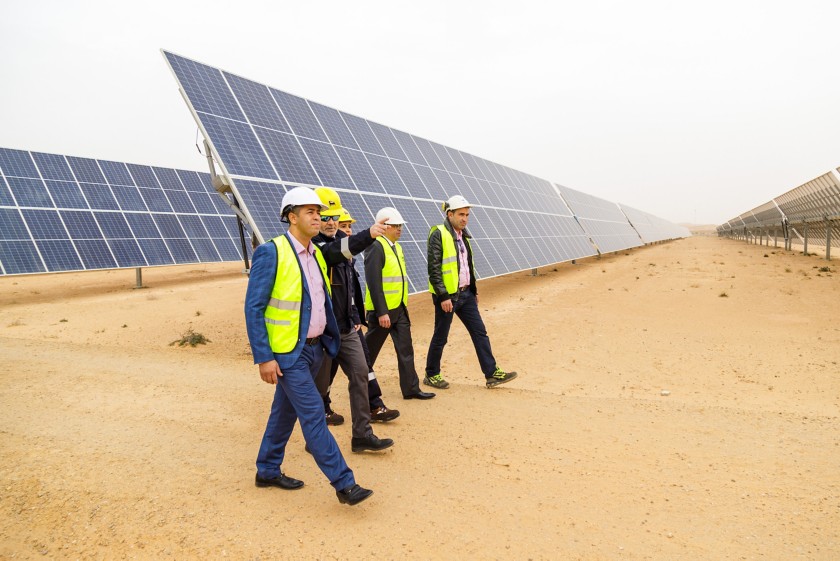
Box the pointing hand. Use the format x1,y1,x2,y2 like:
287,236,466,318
369,216,389,238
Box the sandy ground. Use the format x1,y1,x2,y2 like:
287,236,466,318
1,236,838,560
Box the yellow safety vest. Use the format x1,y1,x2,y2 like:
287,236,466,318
427,224,471,294
265,235,331,354
365,237,408,311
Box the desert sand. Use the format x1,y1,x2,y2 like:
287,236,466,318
1,235,838,560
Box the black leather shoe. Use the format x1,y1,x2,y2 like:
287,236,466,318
336,484,373,505
255,472,304,490
351,434,394,453
403,391,435,400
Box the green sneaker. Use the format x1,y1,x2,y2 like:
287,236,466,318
486,368,518,388
423,374,450,389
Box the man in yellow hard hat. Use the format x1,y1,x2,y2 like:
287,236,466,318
312,188,395,453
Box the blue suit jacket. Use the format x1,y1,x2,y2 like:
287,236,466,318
244,232,340,370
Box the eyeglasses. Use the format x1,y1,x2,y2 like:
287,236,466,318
388,224,403,229
320,215,339,222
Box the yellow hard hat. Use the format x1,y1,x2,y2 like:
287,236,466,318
338,208,356,223
314,187,342,217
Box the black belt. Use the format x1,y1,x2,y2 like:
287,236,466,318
304,337,320,346
457,286,469,292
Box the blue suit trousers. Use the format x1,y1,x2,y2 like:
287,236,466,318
256,343,355,491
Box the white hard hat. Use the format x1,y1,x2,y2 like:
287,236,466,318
375,206,405,225
281,187,327,223
443,194,471,212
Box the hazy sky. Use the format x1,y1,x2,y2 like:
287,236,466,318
2,0,838,225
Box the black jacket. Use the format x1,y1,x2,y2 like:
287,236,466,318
427,219,477,303
313,229,375,331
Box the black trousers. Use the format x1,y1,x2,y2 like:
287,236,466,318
315,329,372,439
324,328,385,410
365,305,422,397
425,290,497,379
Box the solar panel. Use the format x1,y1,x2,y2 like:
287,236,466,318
554,184,644,254
618,204,691,243
162,50,683,292
0,147,251,276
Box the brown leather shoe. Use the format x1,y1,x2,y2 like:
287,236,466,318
325,409,344,425
370,406,400,422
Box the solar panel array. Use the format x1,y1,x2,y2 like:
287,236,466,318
618,203,692,244
166,51,671,293
554,184,644,253
0,147,250,276
718,168,840,235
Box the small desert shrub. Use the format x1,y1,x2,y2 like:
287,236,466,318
819,266,831,273
719,291,729,298
170,328,211,347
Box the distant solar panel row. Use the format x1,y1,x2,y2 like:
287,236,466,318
0,148,248,275
618,203,692,244
554,184,645,253
164,51,636,293
719,169,840,233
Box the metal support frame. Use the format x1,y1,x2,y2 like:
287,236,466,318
826,218,832,261
134,267,144,289
803,222,809,255
203,139,251,273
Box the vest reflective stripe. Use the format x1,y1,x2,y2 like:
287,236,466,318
268,297,299,310
365,237,408,311
428,224,466,294
265,235,330,354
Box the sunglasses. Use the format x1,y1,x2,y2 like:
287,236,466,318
320,215,339,222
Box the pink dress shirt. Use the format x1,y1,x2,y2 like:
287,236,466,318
289,234,326,338
454,229,470,289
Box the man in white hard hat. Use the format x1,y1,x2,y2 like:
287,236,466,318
425,195,518,389
244,186,386,506
363,207,435,400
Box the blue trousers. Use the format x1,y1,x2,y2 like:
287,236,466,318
256,343,355,491
425,290,497,379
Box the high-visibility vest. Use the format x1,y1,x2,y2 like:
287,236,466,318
265,235,331,354
365,237,408,311
427,224,471,294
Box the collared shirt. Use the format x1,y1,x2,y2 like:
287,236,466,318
288,234,326,338
454,228,470,288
